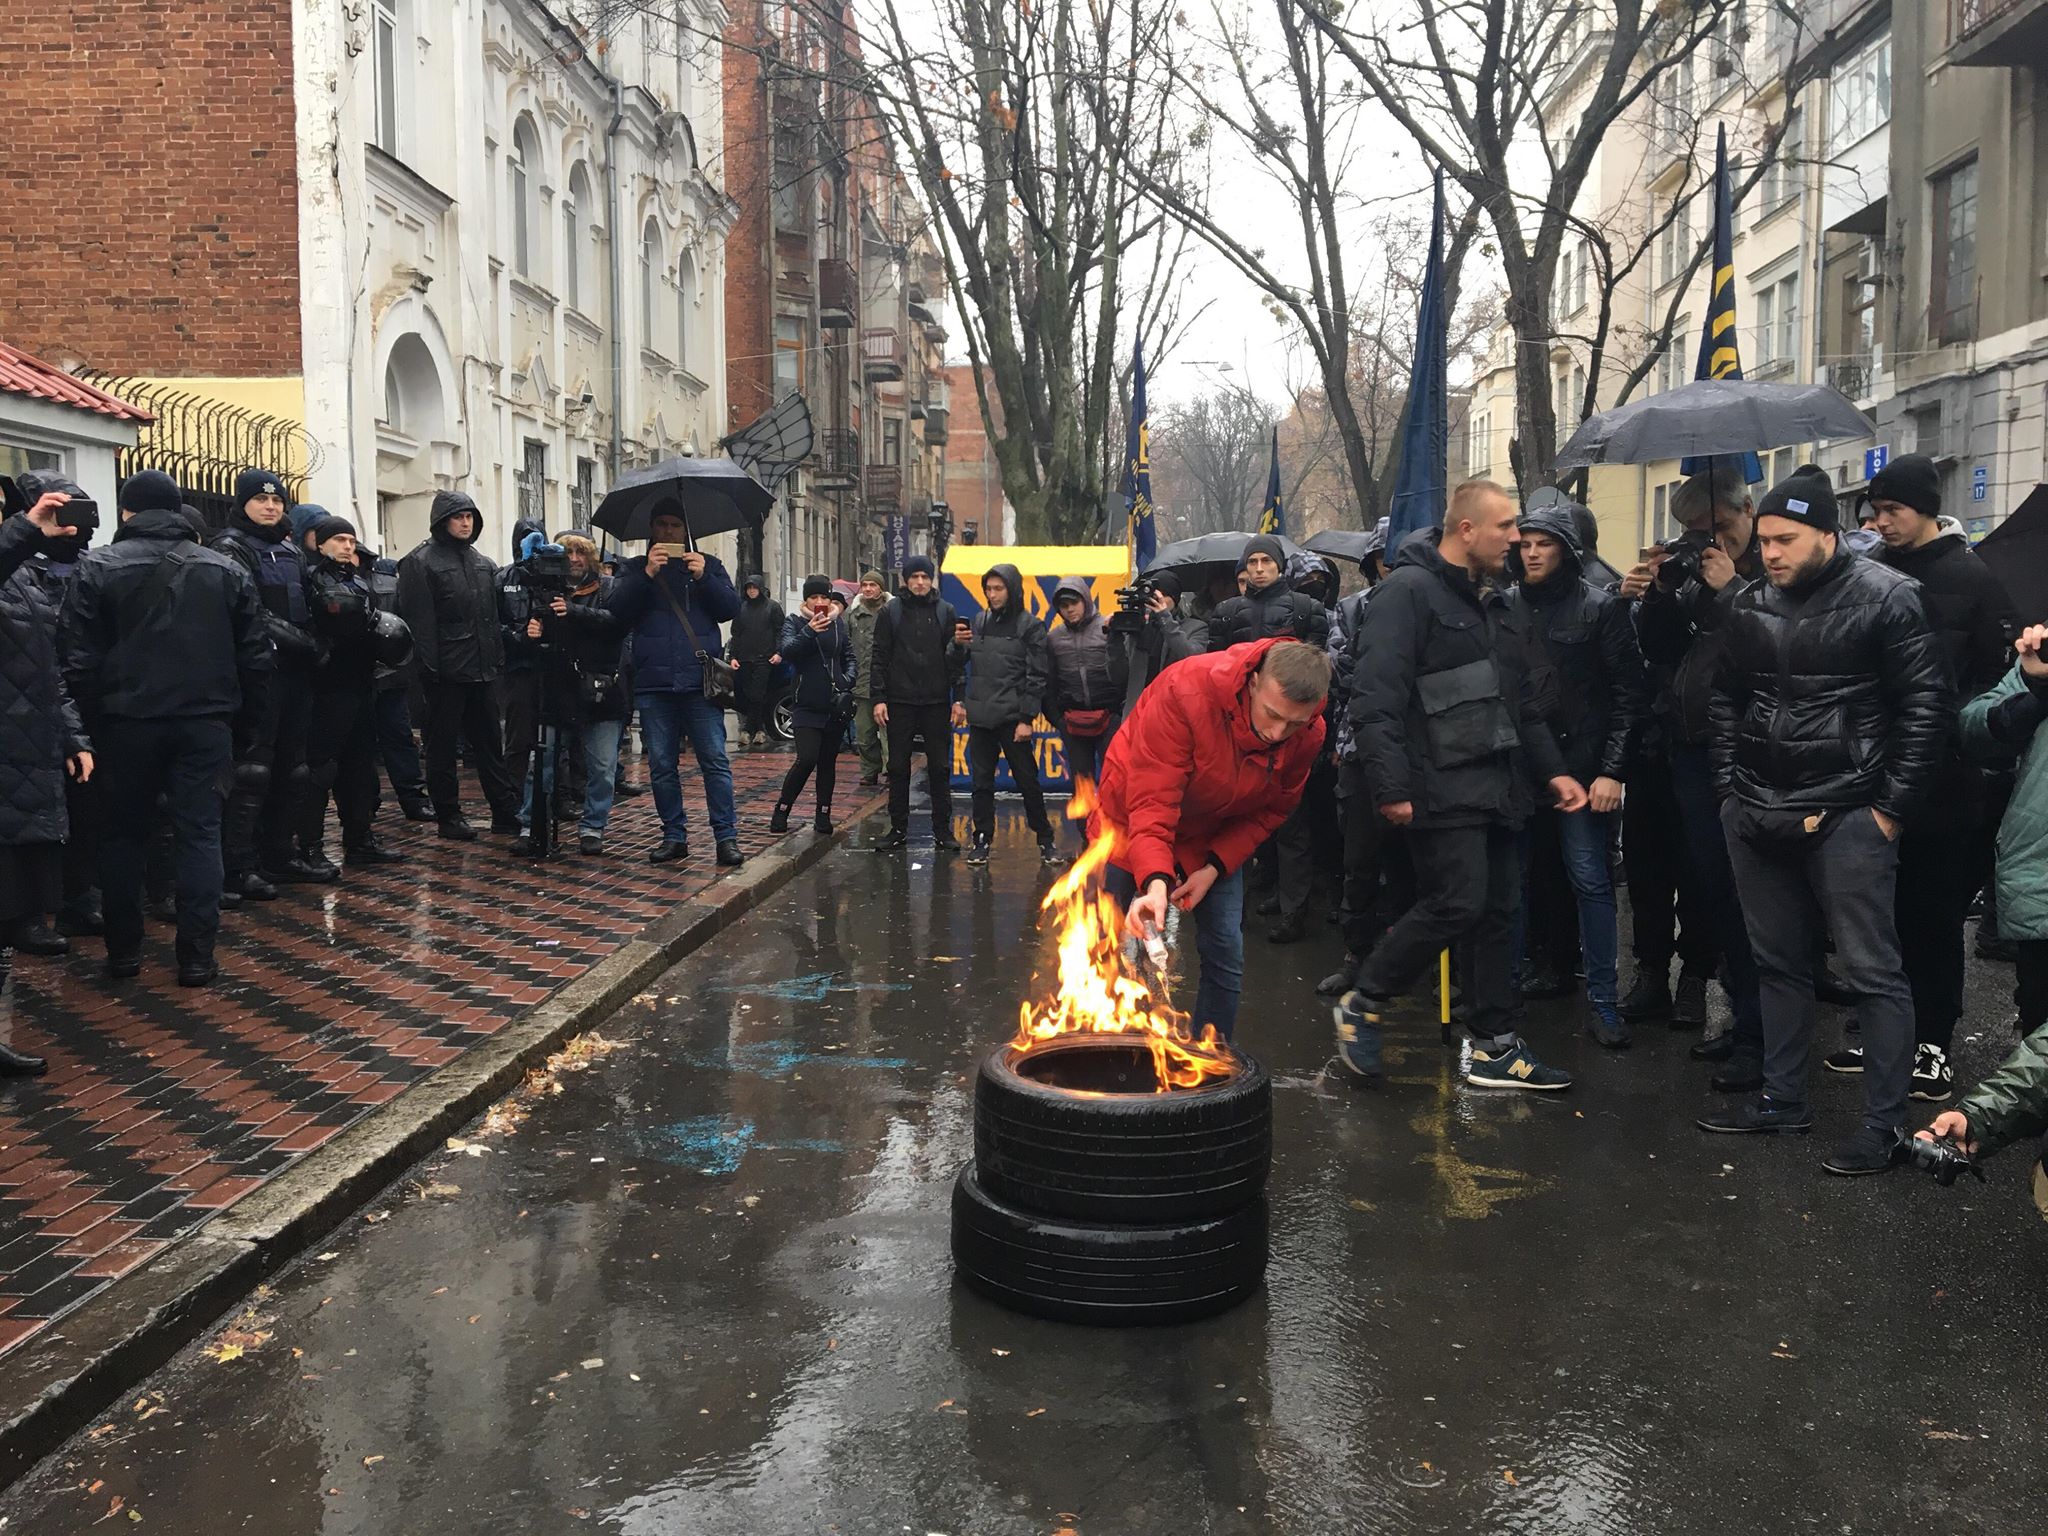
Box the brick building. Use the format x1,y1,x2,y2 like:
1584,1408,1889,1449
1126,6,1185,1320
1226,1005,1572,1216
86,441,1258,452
940,364,1013,548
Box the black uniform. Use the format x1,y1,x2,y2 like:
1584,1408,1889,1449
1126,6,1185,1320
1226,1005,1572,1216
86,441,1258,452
730,575,785,740
868,576,966,842
301,548,390,860
61,490,271,975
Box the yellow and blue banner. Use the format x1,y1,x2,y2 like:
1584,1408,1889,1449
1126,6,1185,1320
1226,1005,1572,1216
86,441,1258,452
1681,125,1764,484
1257,425,1286,536
1124,340,1156,570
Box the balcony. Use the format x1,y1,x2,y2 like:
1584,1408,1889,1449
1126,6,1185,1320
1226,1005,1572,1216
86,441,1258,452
1821,353,1884,403
861,327,904,382
819,260,856,329
906,276,936,326
866,463,903,516
1949,0,2048,65
923,405,950,446
813,427,860,487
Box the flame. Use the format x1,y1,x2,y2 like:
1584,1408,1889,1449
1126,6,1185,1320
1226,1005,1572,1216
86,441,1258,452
1011,782,1238,1092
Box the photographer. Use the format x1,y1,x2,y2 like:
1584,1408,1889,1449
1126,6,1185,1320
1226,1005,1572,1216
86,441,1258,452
300,515,408,869
769,576,856,835
1624,466,1765,1083
500,528,611,856
1105,571,1203,709
555,534,627,857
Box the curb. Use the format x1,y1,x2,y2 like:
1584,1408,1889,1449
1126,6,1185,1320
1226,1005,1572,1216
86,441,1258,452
0,795,883,1487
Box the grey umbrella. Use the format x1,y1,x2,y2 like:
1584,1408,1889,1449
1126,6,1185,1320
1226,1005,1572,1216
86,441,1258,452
1553,379,1874,471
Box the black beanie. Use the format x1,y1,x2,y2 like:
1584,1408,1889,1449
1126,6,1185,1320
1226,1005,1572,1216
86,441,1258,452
802,574,833,599
1756,464,1840,533
1239,534,1286,571
1150,570,1183,601
311,514,358,546
233,466,289,512
905,554,936,579
1866,453,1941,519
118,470,183,515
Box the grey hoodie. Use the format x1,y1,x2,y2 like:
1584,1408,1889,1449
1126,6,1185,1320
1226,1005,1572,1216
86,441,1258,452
1045,576,1115,722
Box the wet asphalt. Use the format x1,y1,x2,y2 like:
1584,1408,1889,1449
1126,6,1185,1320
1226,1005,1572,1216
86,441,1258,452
5,807,2047,1535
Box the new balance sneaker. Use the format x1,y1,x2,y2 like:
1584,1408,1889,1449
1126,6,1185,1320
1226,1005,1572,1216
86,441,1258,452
1673,972,1709,1030
1821,1125,1900,1177
1466,1040,1573,1090
1332,991,1384,1084
1587,1005,1631,1050
1824,1045,1864,1074
1910,1044,1953,1103
1696,1095,1814,1135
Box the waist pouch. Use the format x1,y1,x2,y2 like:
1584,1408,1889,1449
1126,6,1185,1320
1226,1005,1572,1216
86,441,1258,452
1062,707,1115,738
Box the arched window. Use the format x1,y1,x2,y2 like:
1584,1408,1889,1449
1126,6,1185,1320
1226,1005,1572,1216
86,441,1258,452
677,250,698,370
640,219,662,353
510,115,543,281
382,332,446,444
564,163,593,312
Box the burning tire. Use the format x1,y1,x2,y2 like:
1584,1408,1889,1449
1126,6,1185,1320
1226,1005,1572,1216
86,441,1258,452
950,1162,1267,1327
973,1036,1272,1225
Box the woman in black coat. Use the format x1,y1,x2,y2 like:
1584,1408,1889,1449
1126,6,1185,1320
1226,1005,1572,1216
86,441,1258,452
770,576,856,833
0,487,96,1076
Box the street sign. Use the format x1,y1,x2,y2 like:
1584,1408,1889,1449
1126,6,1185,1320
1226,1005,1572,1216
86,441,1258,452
1972,464,1989,503
1863,445,1889,480
886,515,909,573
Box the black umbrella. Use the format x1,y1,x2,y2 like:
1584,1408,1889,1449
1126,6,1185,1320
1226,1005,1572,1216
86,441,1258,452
1144,530,1308,594
1553,379,1874,472
1973,483,2048,627
1303,529,1378,563
592,456,774,544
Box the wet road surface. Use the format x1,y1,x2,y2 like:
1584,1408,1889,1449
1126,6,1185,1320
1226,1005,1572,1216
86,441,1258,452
6,810,2047,1534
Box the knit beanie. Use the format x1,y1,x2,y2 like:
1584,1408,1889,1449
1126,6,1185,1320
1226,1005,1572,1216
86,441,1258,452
802,574,833,599
233,466,289,513
1239,533,1286,571
117,470,183,515
1756,464,1840,533
1150,570,1183,601
904,554,936,579
1865,453,1941,519
311,514,358,546
290,503,331,543
859,568,885,586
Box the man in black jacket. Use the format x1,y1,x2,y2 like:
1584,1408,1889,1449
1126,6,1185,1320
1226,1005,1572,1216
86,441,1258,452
1205,534,1328,651
1823,453,2018,1101
556,533,628,856
870,555,966,850
61,471,271,987
1512,503,1648,1046
213,467,327,896
730,574,784,748
396,490,521,840
959,562,1058,865
1332,480,1588,1089
300,515,407,870
1699,466,1953,1175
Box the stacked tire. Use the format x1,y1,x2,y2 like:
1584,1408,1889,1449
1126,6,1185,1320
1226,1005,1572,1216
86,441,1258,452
950,1034,1273,1327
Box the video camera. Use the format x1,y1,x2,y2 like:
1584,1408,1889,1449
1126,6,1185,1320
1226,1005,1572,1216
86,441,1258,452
1108,576,1161,636
1894,1127,1985,1187
1654,527,1715,589
522,543,574,595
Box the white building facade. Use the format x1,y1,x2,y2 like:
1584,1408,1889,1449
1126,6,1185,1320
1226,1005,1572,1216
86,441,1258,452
291,0,735,564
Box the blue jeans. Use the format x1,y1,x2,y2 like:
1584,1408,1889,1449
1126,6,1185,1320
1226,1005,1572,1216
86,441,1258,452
1554,807,1620,1009
579,717,627,835
637,691,737,845
1106,863,1247,1040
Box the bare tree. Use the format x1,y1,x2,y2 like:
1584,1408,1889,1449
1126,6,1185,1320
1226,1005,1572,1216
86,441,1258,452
1150,386,1276,539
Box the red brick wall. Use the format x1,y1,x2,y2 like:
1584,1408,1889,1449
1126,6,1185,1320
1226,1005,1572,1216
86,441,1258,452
0,1,302,375
722,4,773,430
943,364,1008,543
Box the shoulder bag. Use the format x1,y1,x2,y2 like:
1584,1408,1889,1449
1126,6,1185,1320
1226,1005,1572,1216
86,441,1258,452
656,572,737,704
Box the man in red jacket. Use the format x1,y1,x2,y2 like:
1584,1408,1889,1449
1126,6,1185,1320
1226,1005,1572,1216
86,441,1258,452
1091,638,1331,1041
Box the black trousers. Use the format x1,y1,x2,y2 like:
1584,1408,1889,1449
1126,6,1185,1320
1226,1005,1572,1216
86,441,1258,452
98,716,233,965
302,684,379,849
1522,805,1580,975
969,723,1052,839
225,680,312,878
422,677,519,822
373,684,428,808
1270,759,1341,921
501,671,544,811
737,658,776,734
1896,820,1997,1052
886,702,954,837
1354,822,1523,1046
779,724,841,813
60,772,101,913
1622,753,1716,977
1336,761,1413,956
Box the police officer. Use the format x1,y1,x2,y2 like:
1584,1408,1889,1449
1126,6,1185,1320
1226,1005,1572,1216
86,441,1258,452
61,471,271,987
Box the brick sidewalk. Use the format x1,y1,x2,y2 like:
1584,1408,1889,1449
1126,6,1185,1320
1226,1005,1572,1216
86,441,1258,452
0,744,816,1356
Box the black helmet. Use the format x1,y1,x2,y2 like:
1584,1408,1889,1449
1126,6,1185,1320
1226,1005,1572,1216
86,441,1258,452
370,609,414,669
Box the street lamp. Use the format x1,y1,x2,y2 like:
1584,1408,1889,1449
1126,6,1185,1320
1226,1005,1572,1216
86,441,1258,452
928,499,952,565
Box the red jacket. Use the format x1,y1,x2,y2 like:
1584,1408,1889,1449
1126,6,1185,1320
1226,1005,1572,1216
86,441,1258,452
1092,638,1325,890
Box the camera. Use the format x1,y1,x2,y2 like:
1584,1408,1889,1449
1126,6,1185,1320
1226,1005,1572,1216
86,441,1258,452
1108,576,1160,635
1655,527,1715,589
1894,1127,1984,1186
523,543,574,594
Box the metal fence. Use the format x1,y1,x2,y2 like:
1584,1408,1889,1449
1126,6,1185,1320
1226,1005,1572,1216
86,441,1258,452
77,373,321,531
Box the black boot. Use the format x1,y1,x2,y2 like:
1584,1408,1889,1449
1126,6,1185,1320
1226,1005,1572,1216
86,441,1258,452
56,897,104,937
1618,967,1672,1022
814,809,834,834
0,1040,46,1077
769,803,791,834
7,921,68,958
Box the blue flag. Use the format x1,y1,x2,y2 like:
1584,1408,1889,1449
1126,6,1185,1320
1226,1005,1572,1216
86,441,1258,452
1387,172,1448,556
1680,125,1764,485
1123,339,1156,569
1257,426,1285,536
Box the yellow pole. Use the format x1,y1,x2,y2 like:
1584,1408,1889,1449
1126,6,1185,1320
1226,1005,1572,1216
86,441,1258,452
1439,948,1451,1027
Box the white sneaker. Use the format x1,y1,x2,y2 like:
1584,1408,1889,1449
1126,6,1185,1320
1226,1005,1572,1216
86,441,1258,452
1909,1043,1953,1103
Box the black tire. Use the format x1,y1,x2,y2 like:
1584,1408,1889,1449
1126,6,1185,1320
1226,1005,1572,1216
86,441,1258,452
950,1162,1266,1327
972,1036,1271,1224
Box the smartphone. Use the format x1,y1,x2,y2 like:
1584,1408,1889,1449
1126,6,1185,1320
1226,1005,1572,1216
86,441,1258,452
1638,545,1664,562
651,541,687,558
62,495,100,527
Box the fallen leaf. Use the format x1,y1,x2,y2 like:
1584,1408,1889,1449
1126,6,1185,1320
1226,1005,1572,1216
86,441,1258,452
935,1399,955,1409
363,1211,388,1224
430,1286,447,1297
581,1358,604,1370
89,1425,114,1440
291,1348,304,1360
827,1338,839,1351
990,1348,1010,1357
89,1480,104,1494
1025,1407,1046,1418
467,1315,482,1326
741,1195,761,1208
550,1371,571,1382
316,1252,339,1261
1925,1429,1971,1441
1503,1469,1520,1486
419,1182,461,1199
362,1454,384,1468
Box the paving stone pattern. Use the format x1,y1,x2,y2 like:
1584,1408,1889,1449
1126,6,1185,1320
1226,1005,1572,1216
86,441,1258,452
0,747,810,1356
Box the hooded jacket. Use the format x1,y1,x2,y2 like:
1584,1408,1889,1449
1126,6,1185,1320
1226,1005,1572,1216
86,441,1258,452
961,562,1049,729
1512,505,1648,783
1090,637,1324,890
211,503,321,669
606,549,742,695
1345,530,1567,828
0,515,88,846
1204,573,1329,652
1045,577,1117,724
1961,660,2048,944
729,574,785,662
869,583,965,707
61,506,272,727
848,589,887,701
1709,547,1953,820
395,491,505,682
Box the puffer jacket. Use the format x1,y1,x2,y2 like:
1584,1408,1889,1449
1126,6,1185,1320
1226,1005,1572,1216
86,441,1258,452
0,515,88,845
395,491,505,682
869,585,965,707
778,608,856,730
1876,521,2018,828
212,509,322,669
1089,638,1324,888
1346,530,1567,828
848,594,886,701
1329,586,1374,766
1512,505,1648,784
1205,578,1328,651
1045,577,1117,725
607,551,742,696
1709,548,1952,820
962,562,1049,729
1961,660,2048,943
729,575,784,662
365,551,408,691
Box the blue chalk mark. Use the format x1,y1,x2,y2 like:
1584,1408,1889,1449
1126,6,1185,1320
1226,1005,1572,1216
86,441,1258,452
683,1037,910,1078
641,1116,845,1172
708,971,914,1003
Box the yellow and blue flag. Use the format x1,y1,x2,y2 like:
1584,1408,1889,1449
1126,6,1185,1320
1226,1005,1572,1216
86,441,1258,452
1123,339,1156,569
1681,125,1763,483
1387,172,1448,553
1257,426,1285,536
